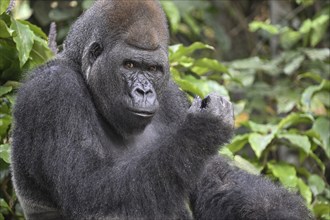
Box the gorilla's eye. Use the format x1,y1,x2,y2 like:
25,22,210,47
124,61,134,69
149,66,157,72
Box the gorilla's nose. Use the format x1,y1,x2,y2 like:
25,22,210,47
131,86,156,106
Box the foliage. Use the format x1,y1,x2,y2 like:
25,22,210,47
0,0,329,219
0,4,53,219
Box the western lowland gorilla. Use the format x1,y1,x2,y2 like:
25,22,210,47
11,0,313,219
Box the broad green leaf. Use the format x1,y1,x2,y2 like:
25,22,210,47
249,20,280,35
303,48,330,61
301,80,330,110
247,121,277,134
0,144,10,164
284,55,305,75
312,117,330,158
226,134,249,153
278,113,314,129
311,14,329,47
0,19,13,38
0,114,11,137
169,42,213,62
313,201,330,219
191,58,228,76
0,0,10,14
10,18,34,67
297,72,323,83
297,178,312,205
310,152,325,172
267,162,298,188
0,86,12,97
19,20,48,40
249,133,275,158
219,147,234,159
161,1,180,33
234,155,261,175
277,133,311,154
308,174,325,196
280,29,301,49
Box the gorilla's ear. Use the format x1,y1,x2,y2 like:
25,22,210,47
88,42,103,65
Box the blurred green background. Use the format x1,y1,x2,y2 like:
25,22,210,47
0,0,329,219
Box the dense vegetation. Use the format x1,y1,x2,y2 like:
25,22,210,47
0,0,329,219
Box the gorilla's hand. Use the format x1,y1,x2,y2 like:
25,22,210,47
181,93,234,155
189,93,234,129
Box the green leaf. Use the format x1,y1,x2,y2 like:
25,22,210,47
10,18,34,67
169,42,213,62
278,113,314,129
313,201,330,219
311,14,329,47
0,0,10,14
0,86,12,97
301,80,330,110
0,19,13,38
312,117,330,158
191,58,228,76
303,48,330,61
234,155,261,175
297,178,312,205
247,121,277,134
308,174,325,196
161,1,180,33
267,162,298,188
19,20,48,40
0,144,10,164
277,133,311,154
226,134,249,153
284,55,305,75
219,147,234,159
249,133,275,158
249,20,280,35
280,29,301,49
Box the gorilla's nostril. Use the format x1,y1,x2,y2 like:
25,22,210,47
135,88,145,96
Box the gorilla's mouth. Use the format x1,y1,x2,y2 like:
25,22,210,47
129,109,156,118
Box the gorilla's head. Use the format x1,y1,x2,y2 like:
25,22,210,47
63,0,170,137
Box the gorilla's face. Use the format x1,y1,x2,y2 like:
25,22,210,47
83,40,169,136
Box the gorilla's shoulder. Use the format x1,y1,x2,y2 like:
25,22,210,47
15,59,91,118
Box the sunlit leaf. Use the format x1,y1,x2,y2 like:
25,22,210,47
0,19,13,38
249,133,275,158
267,162,298,188
169,42,213,62
284,55,305,75
10,18,34,67
0,86,12,97
0,0,10,14
249,20,280,35
278,113,314,129
234,155,261,175
311,14,329,47
0,144,10,164
191,58,228,76
308,174,325,196
277,133,311,154
226,134,249,153
297,178,312,205
312,117,330,158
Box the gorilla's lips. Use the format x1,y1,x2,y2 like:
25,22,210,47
129,109,156,118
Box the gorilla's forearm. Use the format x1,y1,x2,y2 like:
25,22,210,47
190,156,314,220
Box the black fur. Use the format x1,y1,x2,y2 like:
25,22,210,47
11,0,313,219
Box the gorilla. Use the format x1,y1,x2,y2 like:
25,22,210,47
11,0,313,219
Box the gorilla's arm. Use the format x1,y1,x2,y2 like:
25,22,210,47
190,156,314,220
12,63,233,219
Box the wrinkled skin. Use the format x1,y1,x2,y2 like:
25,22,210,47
11,0,313,219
